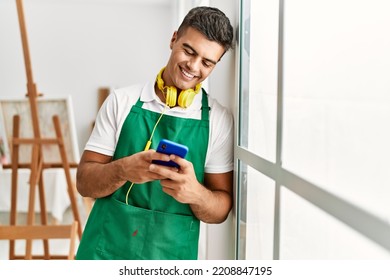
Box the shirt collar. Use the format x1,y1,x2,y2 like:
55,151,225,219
140,80,203,112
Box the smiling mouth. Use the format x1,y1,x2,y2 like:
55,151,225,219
180,67,196,80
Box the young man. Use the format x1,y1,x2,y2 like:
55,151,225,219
76,6,234,260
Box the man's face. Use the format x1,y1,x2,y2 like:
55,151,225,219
163,27,225,91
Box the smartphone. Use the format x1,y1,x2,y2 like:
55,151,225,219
152,139,189,168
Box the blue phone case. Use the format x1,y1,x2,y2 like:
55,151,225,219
152,139,189,168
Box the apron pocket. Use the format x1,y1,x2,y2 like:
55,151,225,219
96,197,199,260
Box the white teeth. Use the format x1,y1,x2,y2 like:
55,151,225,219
181,69,194,79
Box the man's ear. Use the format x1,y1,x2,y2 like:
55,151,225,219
170,31,178,49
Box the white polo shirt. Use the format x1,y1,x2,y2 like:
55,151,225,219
85,81,233,174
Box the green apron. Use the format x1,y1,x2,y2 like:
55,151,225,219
76,90,209,260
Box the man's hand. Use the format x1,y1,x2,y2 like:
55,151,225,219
149,155,233,223
149,155,201,204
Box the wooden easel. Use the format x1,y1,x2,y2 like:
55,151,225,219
3,0,83,259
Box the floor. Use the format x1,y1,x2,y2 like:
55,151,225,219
0,199,90,260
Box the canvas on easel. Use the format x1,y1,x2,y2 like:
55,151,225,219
0,96,80,165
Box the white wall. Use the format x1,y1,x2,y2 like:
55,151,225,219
0,0,174,153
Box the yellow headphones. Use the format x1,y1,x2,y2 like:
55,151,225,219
156,67,201,108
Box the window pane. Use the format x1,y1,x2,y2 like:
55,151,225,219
238,161,275,259
239,0,279,162
282,0,390,220
280,187,390,259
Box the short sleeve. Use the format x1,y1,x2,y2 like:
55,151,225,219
204,99,234,173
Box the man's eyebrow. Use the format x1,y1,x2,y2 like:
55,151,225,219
183,43,218,65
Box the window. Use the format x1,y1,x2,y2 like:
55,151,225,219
236,0,390,259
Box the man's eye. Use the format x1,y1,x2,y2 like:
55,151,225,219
184,49,194,55
203,61,212,68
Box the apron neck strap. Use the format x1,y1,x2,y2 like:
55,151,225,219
135,97,144,108
200,89,209,121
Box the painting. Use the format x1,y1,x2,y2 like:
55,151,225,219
0,96,80,165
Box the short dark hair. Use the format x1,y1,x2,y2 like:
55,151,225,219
177,6,234,53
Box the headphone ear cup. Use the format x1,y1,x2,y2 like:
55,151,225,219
165,86,177,107
178,89,196,108
156,73,164,90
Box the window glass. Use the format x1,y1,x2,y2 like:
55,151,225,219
280,187,390,259
282,0,390,220
238,162,275,260
239,0,279,162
